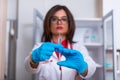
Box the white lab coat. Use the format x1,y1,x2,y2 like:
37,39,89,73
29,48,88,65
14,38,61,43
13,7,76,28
24,42,96,80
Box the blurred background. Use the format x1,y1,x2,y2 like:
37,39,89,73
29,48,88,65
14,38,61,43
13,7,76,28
1,0,120,80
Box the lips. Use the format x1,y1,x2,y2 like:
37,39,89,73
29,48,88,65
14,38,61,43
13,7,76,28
56,26,63,29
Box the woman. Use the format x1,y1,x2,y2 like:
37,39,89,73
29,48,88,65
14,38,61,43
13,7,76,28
24,5,96,80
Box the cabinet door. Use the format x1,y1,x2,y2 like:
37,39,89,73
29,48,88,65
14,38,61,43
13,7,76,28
33,9,43,45
103,10,116,80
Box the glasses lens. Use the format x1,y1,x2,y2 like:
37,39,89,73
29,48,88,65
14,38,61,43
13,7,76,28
51,16,68,24
61,17,68,22
51,17,58,22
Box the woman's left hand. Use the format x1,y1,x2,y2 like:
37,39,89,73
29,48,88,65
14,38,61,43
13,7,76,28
56,48,88,74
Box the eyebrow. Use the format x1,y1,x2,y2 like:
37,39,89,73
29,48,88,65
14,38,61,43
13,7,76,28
52,16,68,18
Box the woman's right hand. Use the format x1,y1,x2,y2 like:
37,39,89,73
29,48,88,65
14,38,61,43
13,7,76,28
31,42,63,63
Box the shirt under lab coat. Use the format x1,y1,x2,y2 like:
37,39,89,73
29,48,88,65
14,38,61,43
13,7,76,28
24,42,96,80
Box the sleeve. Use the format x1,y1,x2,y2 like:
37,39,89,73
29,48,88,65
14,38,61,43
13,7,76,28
24,43,42,74
73,42,96,79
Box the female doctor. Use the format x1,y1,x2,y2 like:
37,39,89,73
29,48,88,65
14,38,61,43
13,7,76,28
24,5,96,80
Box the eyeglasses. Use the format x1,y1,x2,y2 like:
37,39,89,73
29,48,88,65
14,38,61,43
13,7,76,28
51,16,68,24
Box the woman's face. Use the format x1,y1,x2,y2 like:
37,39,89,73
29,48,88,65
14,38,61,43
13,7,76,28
50,9,68,36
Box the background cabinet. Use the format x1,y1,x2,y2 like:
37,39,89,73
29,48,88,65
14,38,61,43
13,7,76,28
73,18,104,80
73,10,120,80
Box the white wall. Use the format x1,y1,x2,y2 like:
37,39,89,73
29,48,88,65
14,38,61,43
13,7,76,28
7,0,17,20
114,1,120,49
43,0,98,18
16,0,98,80
102,0,114,15
103,0,120,49
18,0,98,23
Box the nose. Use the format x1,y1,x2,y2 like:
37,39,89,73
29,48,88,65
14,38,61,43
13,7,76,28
57,19,62,25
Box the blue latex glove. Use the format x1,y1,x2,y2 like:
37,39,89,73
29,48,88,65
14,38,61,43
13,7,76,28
56,48,88,74
32,42,63,63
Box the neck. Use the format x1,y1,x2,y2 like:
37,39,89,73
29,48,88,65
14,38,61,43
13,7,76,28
51,34,66,43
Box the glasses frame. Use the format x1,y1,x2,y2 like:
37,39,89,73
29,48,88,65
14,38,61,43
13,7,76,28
50,16,69,24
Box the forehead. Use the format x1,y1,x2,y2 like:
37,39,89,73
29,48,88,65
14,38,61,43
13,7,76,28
53,9,67,17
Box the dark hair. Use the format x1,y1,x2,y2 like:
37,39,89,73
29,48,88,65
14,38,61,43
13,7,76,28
41,5,76,43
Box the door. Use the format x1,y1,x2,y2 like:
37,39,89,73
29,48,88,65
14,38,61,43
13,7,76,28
103,10,116,80
0,0,7,79
33,8,43,45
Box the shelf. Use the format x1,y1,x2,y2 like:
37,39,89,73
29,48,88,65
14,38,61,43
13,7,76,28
105,48,113,55
117,49,120,52
96,63,103,68
84,43,103,47
106,48,113,53
75,18,102,27
106,67,113,71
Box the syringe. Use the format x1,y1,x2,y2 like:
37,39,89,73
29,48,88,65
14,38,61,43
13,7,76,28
58,33,62,61
58,33,62,80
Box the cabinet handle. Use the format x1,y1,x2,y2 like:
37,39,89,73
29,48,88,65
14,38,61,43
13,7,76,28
116,49,120,73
